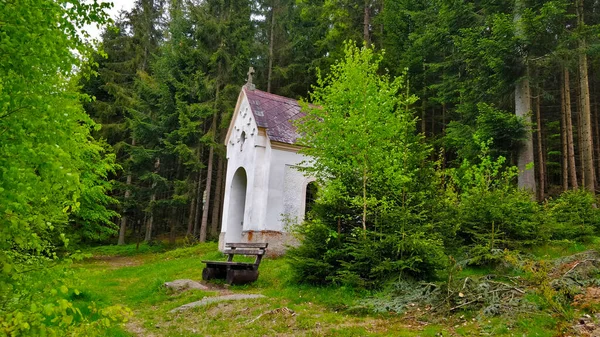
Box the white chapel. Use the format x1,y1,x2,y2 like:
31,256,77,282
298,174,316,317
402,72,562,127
218,79,316,255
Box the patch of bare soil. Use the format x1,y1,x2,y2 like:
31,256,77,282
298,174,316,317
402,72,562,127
89,255,145,269
198,281,233,295
125,318,157,337
574,287,600,309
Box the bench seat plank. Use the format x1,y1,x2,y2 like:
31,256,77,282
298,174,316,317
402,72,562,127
222,249,266,255
202,242,268,285
225,243,268,248
201,261,256,266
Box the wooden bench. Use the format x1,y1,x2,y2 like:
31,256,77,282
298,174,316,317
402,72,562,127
201,243,268,285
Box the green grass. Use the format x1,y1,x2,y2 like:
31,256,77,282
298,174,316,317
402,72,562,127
72,240,597,336
528,237,600,259
82,242,173,256
73,242,432,336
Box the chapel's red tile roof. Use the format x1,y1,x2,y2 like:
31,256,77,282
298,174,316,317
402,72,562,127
244,86,305,145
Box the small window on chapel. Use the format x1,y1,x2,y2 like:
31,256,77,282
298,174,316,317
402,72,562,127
240,131,246,151
305,181,318,215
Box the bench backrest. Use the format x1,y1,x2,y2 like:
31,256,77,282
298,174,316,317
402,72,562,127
224,242,268,265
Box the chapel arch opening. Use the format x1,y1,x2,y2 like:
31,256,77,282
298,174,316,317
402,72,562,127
226,167,247,242
304,180,318,216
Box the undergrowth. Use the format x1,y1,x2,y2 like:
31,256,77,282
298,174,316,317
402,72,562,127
69,240,600,336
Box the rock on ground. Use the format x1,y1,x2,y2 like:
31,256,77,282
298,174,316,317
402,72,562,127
163,279,208,292
170,294,266,313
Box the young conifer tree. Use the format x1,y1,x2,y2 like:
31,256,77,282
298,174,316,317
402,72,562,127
293,43,445,285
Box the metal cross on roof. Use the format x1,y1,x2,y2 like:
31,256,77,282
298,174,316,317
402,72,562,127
247,67,255,85
245,67,256,90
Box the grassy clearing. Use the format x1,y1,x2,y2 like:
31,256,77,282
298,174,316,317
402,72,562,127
72,241,600,336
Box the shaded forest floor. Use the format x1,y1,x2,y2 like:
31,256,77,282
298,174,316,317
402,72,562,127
72,240,600,336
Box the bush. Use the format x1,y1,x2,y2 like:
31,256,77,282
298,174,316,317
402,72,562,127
544,189,600,241
448,143,542,265
286,220,343,286
288,222,446,288
337,230,446,285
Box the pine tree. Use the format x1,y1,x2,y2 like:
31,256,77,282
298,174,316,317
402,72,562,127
188,0,255,241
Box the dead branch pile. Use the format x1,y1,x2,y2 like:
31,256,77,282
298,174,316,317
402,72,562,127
357,250,600,319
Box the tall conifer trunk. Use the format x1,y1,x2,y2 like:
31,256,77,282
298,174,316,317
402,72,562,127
514,0,536,192
594,93,600,184
267,0,276,93
577,0,595,193
561,81,569,191
210,156,224,239
515,73,536,191
186,191,195,236
431,108,435,138
363,0,370,44
535,94,545,200
564,67,579,189
442,103,447,170
169,163,182,244
421,98,426,135
145,158,160,242
580,108,585,185
193,168,203,238
200,64,221,242
200,144,214,242
169,207,177,244
118,139,135,245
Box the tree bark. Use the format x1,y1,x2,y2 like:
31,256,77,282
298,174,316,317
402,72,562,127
594,91,600,185
362,165,367,232
193,168,203,238
442,103,447,171
421,99,426,135
169,163,182,244
210,156,224,239
118,138,136,245
431,108,435,138
144,158,160,242
363,0,370,45
564,67,579,189
515,72,536,192
186,192,195,236
577,0,595,193
578,84,584,185
200,147,214,242
561,80,569,191
267,0,276,93
514,1,536,192
200,64,222,242
535,93,545,200
169,207,177,245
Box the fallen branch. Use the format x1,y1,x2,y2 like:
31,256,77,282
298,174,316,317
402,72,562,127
562,259,599,278
449,297,482,311
246,311,269,325
245,307,296,325
487,281,525,294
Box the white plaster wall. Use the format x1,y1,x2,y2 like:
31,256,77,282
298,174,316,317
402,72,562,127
265,148,313,232
221,94,270,239
221,91,315,252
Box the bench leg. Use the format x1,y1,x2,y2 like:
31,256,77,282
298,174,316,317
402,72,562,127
226,269,259,285
202,267,226,280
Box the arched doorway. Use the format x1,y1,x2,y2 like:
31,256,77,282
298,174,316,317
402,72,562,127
226,167,247,242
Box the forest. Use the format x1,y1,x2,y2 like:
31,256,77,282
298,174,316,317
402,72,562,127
5,0,600,335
